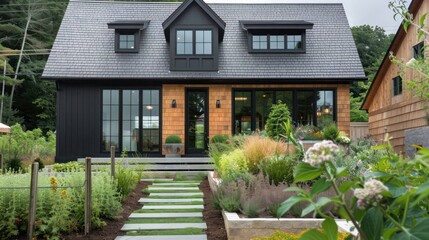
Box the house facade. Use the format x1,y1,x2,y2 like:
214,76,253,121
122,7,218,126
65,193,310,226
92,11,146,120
43,0,365,162
362,0,427,154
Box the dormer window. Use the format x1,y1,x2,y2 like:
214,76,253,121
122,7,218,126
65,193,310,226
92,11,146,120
162,0,225,71
413,42,424,60
240,20,312,53
108,20,150,53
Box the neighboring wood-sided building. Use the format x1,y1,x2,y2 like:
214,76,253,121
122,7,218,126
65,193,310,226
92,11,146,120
362,0,428,154
43,0,365,162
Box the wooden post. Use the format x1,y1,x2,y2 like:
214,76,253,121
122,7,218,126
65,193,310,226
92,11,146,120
110,146,115,178
28,162,39,240
84,157,92,235
0,154,3,172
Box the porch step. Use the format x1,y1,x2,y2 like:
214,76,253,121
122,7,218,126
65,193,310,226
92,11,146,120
152,182,200,186
142,205,204,210
139,198,203,203
129,212,203,218
78,157,211,164
150,192,203,197
115,235,207,240
148,187,200,191
141,178,174,182
121,223,207,231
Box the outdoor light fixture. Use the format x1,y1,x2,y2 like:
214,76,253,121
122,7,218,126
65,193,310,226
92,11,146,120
172,99,177,108
216,100,221,108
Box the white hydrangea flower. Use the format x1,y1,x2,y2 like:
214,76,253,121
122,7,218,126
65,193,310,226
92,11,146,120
353,179,388,209
304,140,340,167
338,136,351,144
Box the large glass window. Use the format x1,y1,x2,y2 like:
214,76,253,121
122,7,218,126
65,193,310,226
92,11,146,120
102,90,119,152
296,91,314,126
102,89,160,153
234,92,252,134
196,30,212,55
233,89,336,134
256,91,273,132
316,91,334,128
142,90,160,152
122,90,139,152
176,30,193,55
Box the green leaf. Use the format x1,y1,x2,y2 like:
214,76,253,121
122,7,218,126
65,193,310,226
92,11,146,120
322,217,338,240
316,197,334,208
335,167,348,177
283,186,309,197
361,207,384,240
301,203,316,217
339,180,357,194
293,162,324,183
277,196,304,218
300,229,328,240
365,171,392,179
384,228,397,240
310,179,332,197
371,144,388,151
419,13,427,27
394,219,429,240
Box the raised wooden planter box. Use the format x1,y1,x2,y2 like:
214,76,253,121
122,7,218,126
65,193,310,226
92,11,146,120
208,172,355,239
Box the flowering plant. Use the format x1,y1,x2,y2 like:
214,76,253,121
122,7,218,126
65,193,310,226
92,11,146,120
337,136,351,144
278,137,429,240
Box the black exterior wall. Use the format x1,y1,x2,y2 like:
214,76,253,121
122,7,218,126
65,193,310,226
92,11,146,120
56,81,102,162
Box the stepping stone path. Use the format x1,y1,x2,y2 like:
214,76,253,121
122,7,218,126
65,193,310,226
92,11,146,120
115,180,207,240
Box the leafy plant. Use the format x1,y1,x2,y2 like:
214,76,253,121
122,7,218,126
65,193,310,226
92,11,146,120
266,101,291,140
241,201,262,218
260,154,296,185
115,166,140,200
210,134,230,144
218,149,248,179
33,158,45,170
165,135,182,144
278,137,429,240
5,157,23,172
51,161,83,172
242,135,287,173
322,124,339,141
219,195,241,212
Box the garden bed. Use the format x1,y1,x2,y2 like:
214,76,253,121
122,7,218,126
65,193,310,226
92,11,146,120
208,172,355,240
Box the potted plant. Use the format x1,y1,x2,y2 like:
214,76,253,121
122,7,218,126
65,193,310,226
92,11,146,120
163,135,183,158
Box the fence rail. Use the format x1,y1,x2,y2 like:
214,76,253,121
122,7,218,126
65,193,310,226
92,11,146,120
350,122,369,140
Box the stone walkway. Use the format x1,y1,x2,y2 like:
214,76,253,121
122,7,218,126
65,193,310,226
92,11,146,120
115,179,207,240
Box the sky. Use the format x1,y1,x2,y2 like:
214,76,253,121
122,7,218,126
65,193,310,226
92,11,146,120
204,0,403,33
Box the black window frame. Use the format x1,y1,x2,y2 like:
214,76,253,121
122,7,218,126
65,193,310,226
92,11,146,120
392,76,403,96
115,29,140,53
175,29,214,57
231,88,337,134
413,41,425,60
248,30,306,53
101,88,162,155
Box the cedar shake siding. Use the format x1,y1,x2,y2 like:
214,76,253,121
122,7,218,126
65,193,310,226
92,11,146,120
43,0,364,161
362,0,427,153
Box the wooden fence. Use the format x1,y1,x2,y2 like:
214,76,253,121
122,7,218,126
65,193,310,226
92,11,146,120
350,122,369,140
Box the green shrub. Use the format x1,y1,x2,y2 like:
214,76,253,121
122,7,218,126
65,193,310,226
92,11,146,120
241,201,261,218
210,134,230,144
266,101,291,140
115,166,140,200
218,149,248,178
51,161,84,172
260,155,296,185
208,142,234,172
267,203,281,217
322,124,339,141
5,157,23,172
165,135,182,144
219,195,241,212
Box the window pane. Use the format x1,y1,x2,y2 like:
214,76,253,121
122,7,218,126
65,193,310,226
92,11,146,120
316,91,334,128
256,91,274,132
177,43,184,54
177,31,184,43
204,43,212,54
204,31,211,41
196,43,203,54
102,90,119,152
196,30,212,55
185,43,193,54
260,41,267,49
252,35,268,50
142,90,160,152
276,91,293,113
111,90,119,104
196,31,204,42
123,90,130,104
234,92,252,134
270,35,285,49
287,35,303,50
185,30,193,42
296,91,314,126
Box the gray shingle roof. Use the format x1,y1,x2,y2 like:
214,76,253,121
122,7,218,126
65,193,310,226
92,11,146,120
42,0,365,80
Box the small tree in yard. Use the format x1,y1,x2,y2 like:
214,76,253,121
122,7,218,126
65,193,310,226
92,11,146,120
266,101,291,140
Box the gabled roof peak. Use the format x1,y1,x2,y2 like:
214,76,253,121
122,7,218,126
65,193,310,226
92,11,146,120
162,0,226,42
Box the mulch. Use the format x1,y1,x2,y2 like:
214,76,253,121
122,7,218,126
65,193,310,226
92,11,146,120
16,178,228,240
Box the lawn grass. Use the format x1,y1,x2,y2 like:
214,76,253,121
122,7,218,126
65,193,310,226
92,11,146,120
153,180,201,183
142,201,203,206
126,217,204,224
126,228,205,236
151,184,200,187
134,209,203,213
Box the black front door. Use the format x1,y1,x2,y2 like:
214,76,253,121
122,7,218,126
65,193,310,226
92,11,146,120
185,89,208,155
